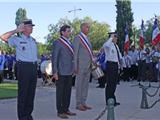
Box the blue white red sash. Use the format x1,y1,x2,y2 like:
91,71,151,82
78,33,93,60
59,37,74,55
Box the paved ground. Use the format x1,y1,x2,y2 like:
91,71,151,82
0,79,160,120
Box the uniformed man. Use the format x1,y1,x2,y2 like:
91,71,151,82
103,32,122,106
0,19,37,120
137,46,146,82
0,50,5,83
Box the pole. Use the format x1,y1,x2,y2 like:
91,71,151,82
68,6,82,18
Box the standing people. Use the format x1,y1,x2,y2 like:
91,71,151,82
52,25,76,119
128,45,138,81
137,46,146,82
0,50,5,83
121,51,132,82
73,23,93,111
103,32,122,106
0,19,38,120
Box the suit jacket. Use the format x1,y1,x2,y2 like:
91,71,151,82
73,34,92,73
51,39,74,75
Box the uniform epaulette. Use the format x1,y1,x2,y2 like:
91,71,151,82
31,36,37,43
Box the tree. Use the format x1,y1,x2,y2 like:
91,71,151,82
0,41,15,53
37,42,50,56
115,0,134,52
130,25,139,47
15,8,27,27
46,16,110,51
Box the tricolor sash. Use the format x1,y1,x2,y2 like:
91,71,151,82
59,37,74,55
78,33,94,60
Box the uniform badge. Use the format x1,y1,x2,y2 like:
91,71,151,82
22,46,26,51
111,49,114,53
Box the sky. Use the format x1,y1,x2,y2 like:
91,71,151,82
0,0,160,43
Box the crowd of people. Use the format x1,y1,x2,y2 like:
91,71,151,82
0,18,160,120
0,52,17,83
96,44,160,89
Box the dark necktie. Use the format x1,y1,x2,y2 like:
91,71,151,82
114,44,120,63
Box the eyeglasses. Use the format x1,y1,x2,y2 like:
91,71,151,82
67,30,71,32
114,35,118,37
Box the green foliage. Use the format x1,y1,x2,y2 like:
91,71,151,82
130,25,139,47
116,0,134,52
15,8,27,26
37,42,50,56
46,16,110,50
0,83,17,99
89,21,110,50
0,41,15,54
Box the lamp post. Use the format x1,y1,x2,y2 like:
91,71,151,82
68,6,82,18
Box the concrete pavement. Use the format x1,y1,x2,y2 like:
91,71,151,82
0,79,160,120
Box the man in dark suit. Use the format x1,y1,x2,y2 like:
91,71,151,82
52,25,76,119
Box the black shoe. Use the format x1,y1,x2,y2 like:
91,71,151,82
65,111,76,116
114,102,120,106
96,86,105,88
57,113,69,119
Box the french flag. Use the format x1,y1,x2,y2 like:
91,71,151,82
139,20,145,49
152,17,160,46
124,25,130,52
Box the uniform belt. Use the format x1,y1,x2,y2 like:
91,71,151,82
17,60,37,64
107,61,118,64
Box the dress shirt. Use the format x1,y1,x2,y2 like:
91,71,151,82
8,34,38,62
103,38,122,63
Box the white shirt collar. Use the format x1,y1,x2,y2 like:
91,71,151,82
61,36,71,44
21,34,31,40
80,32,88,39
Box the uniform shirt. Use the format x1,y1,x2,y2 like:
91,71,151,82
154,51,160,70
153,51,160,60
128,50,138,65
8,34,38,62
0,54,5,70
145,53,152,63
137,50,146,61
122,54,132,68
103,38,122,63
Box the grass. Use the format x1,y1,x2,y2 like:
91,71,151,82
0,82,18,99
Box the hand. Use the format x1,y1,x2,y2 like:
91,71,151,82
15,23,25,33
74,69,79,74
53,73,58,80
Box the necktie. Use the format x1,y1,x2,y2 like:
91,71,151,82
114,44,120,63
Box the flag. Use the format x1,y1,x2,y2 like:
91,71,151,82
152,17,160,46
139,20,145,48
124,25,130,52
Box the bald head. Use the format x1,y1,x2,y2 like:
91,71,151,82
80,23,90,35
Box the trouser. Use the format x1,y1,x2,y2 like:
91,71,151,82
8,67,13,80
0,70,4,83
137,60,146,81
145,63,153,81
14,62,18,80
56,75,72,114
130,64,138,80
75,68,91,107
152,62,158,82
105,61,118,104
98,70,106,87
17,61,37,120
123,67,130,81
